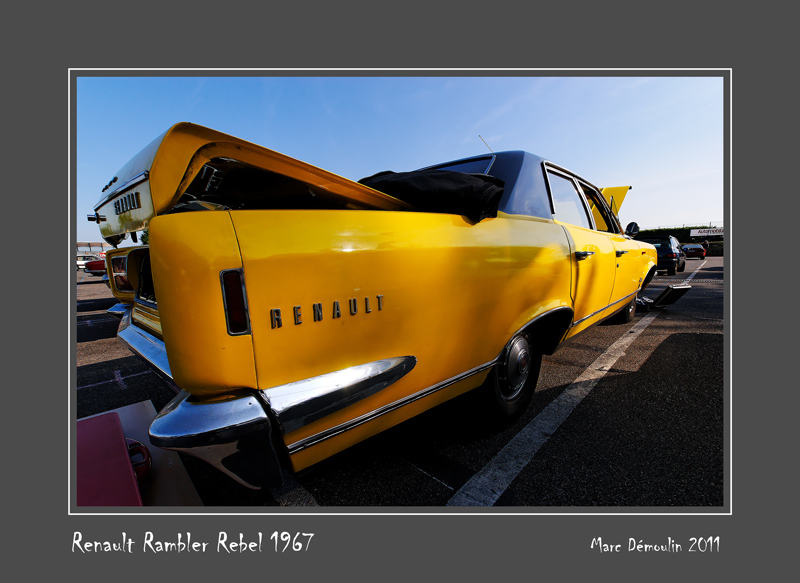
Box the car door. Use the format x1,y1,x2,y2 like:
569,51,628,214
546,167,616,334
579,180,643,310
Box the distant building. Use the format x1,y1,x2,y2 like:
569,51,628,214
76,241,115,255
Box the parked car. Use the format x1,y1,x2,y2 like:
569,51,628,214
635,235,686,275
83,258,108,277
682,243,706,259
90,122,658,489
76,254,100,270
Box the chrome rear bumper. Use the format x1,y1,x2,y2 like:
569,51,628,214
115,308,415,489
149,390,283,489
116,308,282,489
117,308,172,384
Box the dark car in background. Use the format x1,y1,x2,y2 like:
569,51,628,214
682,244,706,259
635,235,686,275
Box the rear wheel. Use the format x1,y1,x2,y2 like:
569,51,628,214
488,333,541,418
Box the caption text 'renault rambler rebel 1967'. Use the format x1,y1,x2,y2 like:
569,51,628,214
88,122,657,489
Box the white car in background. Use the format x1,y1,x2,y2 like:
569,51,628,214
76,254,100,270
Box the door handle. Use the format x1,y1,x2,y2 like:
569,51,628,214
616,250,628,257
575,251,595,261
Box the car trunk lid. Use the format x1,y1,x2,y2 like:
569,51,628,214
91,122,413,247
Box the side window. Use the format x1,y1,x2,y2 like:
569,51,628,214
580,183,618,234
548,171,591,229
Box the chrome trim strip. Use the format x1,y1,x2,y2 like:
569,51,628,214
286,359,496,455
93,171,149,210
570,290,639,327
262,356,417,434
117,307,172,382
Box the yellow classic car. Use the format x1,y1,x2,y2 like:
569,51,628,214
89,122,657,489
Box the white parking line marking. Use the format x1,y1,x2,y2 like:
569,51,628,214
77,370,152,391
113,370,128,390
685,261,706,281
446,311,660,507
77,318,117,326
404,459,455,491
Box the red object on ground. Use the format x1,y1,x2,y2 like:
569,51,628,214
77,412,143,506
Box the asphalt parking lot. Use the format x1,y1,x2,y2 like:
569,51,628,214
74,256,725,509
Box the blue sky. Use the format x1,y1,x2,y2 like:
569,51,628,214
75,74,725,244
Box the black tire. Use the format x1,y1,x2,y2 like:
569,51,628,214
488,333,541,418
667,266,676,275
609,293,637,324
678,261,685,273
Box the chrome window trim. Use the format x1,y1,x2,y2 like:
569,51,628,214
93,171,150,210
417,153,496,175
285,359,496,454
576,178,623,235
543,164,595,230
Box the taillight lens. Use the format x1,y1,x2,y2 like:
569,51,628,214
111,256,134,291
221,269,250,335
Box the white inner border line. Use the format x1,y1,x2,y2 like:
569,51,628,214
447,311,661,506
69,69,729,516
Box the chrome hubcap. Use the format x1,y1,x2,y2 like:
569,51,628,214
501,336,530,400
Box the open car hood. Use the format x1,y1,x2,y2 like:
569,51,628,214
600,186,631,216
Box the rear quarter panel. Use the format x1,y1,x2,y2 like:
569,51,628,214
148,212,259,396
230,209,572,463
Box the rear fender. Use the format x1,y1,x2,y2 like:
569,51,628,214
148,211,258,397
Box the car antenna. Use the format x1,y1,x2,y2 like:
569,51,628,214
479,135,494,153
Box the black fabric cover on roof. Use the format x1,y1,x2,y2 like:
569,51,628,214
358,169,505,223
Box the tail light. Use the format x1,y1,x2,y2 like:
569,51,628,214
666,253,677,259
220,269,251,335
110,256,134,291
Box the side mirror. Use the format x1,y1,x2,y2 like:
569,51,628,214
625,222,639,237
